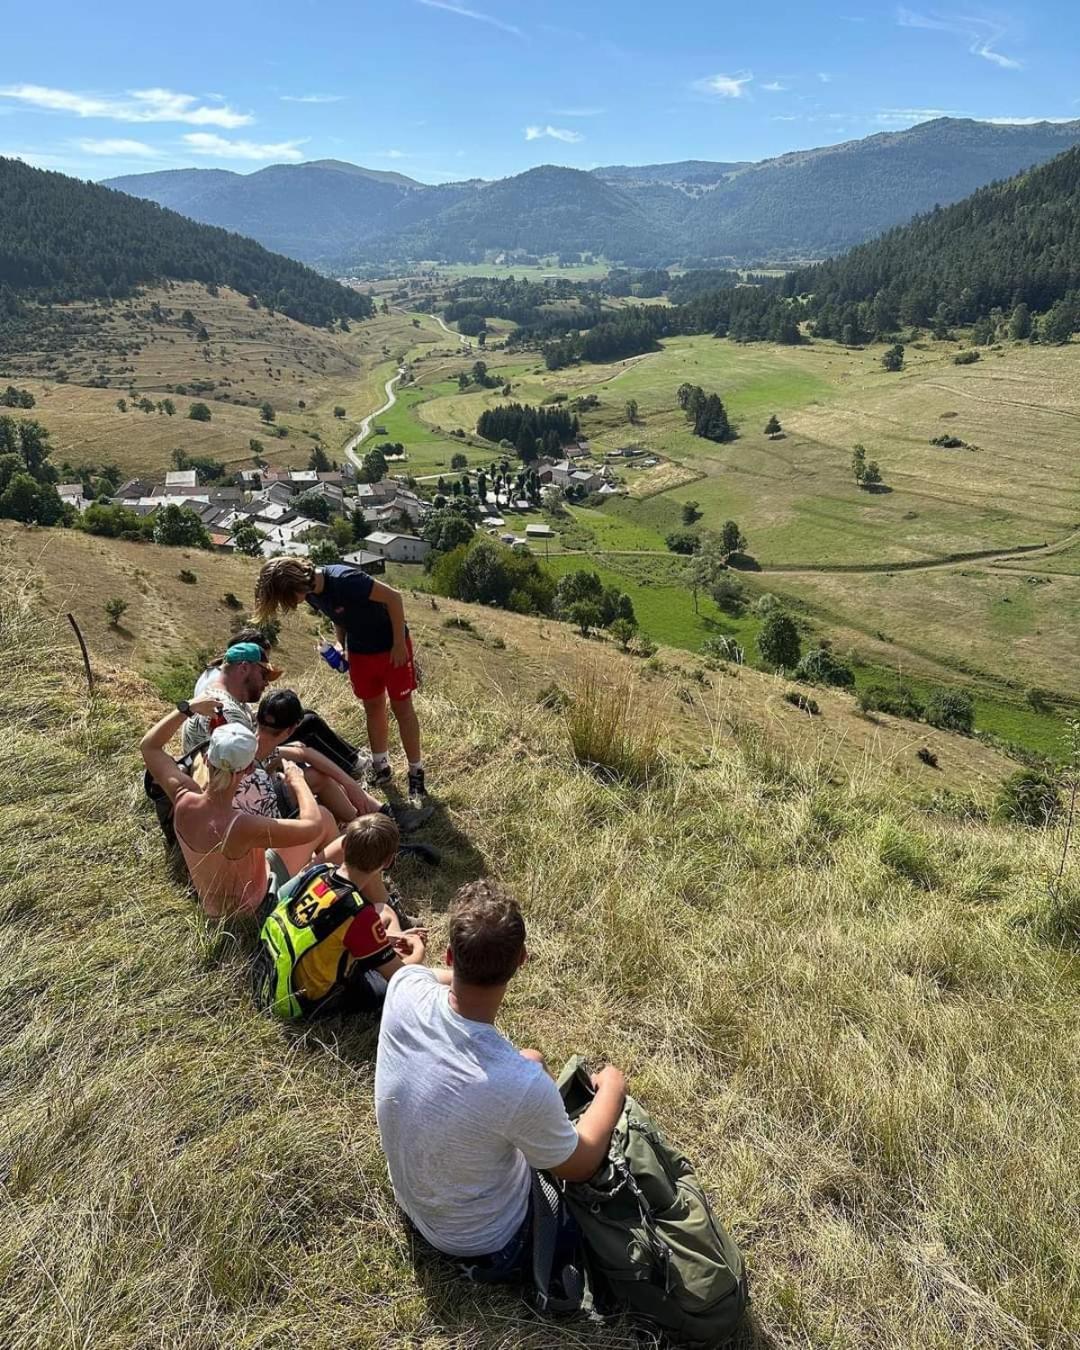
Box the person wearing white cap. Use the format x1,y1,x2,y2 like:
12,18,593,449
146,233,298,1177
141,699,338,920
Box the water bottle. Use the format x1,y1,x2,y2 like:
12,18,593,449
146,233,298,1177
318,640,349,673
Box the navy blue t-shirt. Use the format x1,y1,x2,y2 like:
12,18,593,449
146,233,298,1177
306,565,398,655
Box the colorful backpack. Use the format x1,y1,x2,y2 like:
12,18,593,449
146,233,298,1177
253,863,392,1019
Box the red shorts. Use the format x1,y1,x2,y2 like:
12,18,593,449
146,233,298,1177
348,637,418,702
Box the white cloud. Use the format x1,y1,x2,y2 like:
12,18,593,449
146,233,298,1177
375,149,410,158
694,72,753,99
0,84,252,127
280,93,347,104
982,115,1076,124
771,114,800,121
525,124,583,143
875,107,959,123
762,81,787,93
76,137,162,157
818,72,832,83
416,0,523,37
552,106,605,117
182,133,306,162
896,8,1022,69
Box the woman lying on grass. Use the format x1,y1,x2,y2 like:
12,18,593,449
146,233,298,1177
141,699,342,920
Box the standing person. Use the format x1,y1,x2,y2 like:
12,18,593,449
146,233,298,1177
374,880,626,1274
140,708,339,919
254,558,427,800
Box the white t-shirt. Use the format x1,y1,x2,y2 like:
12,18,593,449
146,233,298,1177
375,967,579,1257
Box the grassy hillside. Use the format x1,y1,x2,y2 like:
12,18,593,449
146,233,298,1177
0,291,437,477
3,548,1080,1347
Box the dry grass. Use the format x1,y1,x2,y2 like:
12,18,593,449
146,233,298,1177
1,289,438,477
563,662,661,785
2,562,1080,1347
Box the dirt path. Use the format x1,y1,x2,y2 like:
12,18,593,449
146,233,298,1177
343,364,405,468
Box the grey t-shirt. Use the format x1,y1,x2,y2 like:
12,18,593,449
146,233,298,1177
374,967,578,1256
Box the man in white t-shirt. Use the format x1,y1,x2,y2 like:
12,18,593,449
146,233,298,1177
375,880,626,1272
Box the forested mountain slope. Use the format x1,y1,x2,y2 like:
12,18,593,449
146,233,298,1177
103,119,1080,267
788,143,1080,328
0,158,372,327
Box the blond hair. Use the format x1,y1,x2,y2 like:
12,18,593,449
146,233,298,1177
343,813,400,875
254,557,316,623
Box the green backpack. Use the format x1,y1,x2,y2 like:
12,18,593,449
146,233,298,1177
549,1057,748,1347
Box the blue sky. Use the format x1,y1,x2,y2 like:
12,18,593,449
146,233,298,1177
3,0,1078,183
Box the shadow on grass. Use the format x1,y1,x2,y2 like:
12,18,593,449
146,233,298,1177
383,793,489,915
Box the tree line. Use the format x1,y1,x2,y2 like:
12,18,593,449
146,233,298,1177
475,402,580,461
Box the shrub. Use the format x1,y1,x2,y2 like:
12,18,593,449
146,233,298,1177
710,575,746,615
187,402,212,422
994,769,1062,827
665,529,700,555
1026,687,1053,714
442,615,476,633
758,610,801,668
564,664,660,786
916,747,939,768
222,592,243,609
953,350,980,365
178,570,197,584
701,635,744,664
925,687,975,734
858,684,925,721
104,597,128,627
796,647,855,688
784,690,819,715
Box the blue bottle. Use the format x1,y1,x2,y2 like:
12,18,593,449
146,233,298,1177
318,640,350,673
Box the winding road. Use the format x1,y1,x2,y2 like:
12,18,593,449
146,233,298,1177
343,364,406,469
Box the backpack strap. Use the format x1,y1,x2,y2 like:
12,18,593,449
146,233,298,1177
529,1170,599,1320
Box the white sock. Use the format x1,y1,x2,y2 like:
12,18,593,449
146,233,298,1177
372,751,390,769
408,760,424,773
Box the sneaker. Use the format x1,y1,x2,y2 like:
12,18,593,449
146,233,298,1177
369,761,393,789
350,750,373,782
407,766,427,802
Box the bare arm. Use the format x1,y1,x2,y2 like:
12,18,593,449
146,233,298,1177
548,1066,627,1184
368,578,408,665
140,696,221,803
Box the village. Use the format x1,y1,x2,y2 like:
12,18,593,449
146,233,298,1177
54,439,643,568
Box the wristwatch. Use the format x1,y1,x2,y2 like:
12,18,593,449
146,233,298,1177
176,699,192,717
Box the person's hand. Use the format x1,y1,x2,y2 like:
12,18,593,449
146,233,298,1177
591,1065,627,1098
390,638,409,668
188,696,224,718
392,930,427,965
281,760,307,785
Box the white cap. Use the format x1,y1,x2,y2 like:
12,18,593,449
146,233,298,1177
206,723,258,773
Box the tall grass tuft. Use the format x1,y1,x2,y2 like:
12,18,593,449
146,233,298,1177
563,662,662,785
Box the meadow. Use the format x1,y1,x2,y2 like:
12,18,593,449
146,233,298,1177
3,551,1080,1348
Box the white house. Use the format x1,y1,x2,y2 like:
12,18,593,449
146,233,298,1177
570,469,604,493
525,522,555,539
364,531,431,564
164,470,198,493
57,483,87,512
289,470,319,489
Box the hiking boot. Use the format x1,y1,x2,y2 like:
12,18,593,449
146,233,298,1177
368,761,393,789
386,799,436,833
407,766,428,803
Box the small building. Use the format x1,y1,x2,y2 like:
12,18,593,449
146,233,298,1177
482,515,506,529
57,483,86,512
341,549,387,575
364,531,431,564
115,477,156,500
525,522,554,539
570,470,604,494
165,470,198,493
598,481,622,496
289,470,319,488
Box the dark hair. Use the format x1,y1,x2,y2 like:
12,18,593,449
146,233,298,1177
449,880,526,987
257,689,303,731
343,813,400,873
210,626,269,670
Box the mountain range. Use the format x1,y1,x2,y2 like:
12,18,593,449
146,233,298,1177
102,118,1080,271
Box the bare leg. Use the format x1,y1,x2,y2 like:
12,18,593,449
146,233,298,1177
304,766,357,826
277,807,338,876
363,695,390,756
390,695,421,764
